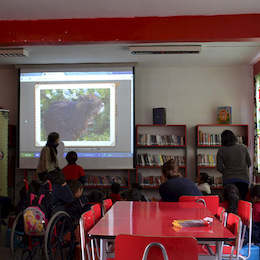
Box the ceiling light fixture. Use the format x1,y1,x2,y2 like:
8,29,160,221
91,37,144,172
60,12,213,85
0,48,29,57
129,45,201,55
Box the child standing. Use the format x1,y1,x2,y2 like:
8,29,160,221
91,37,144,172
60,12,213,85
62,151,86,184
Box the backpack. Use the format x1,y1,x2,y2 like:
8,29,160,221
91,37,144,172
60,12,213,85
23,194,48,236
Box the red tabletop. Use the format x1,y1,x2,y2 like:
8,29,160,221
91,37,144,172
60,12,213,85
88,201,235,242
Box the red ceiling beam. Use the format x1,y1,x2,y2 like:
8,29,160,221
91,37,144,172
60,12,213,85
0,14,260,46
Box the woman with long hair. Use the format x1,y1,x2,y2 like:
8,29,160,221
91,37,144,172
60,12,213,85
217,130,251,200
37,132,60,180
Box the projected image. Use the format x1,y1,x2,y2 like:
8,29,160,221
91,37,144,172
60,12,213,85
35,83,116,147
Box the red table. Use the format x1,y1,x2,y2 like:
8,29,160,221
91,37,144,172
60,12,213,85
88,201,235,260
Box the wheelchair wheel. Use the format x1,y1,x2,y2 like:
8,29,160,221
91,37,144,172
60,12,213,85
10,211,43,260
44,211,75,260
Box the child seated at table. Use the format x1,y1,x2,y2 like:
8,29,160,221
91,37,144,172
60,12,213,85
131,183,149,201
126,188,142,201
67,180,90,222
219,184,240,214
195,172,212,195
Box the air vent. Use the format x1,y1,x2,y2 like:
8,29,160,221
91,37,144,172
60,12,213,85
0,48,29,57
129,45,201,55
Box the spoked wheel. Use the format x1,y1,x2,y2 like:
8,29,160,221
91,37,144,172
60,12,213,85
44,211,75,260
10,211,43,260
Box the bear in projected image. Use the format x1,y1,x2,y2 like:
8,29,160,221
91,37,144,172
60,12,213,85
44,94,105,141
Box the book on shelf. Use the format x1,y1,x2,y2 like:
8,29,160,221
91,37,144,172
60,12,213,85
197,154,216,166
84,175,128,186
198,130,245,146
137,133,184,146
137,154,185,167
217,106,232,124
139,172,163,187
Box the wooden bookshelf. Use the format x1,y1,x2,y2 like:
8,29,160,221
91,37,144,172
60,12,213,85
136,125,187,188
195,124,249,190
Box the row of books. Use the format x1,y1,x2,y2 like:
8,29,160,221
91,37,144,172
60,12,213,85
84,175,128,186
198,131,245,145
140,175,164,187
197,154,216,166
137,154,185,167
137,134,185,146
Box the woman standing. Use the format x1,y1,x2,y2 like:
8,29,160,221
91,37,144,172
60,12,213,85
37,132,60,180
217,130,251,200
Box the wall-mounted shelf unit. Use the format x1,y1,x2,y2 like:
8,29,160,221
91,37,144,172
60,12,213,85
195,124,249,190
136,124,187,188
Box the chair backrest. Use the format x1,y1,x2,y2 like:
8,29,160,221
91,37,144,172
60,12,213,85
179,195,219,215
225,213,242,252
237,200,252,259
79,210,95,260
115,234,198,260
216,206,226,225
91,203,102,224
103,198,113,215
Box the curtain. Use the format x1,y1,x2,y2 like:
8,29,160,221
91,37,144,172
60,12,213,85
254,74,260,178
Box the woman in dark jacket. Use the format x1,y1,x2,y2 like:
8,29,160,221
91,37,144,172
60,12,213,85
217,130,251,200
159,159,202,202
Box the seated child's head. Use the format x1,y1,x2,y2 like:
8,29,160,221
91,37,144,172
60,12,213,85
89,190,104,203
250,183,260,204
131,182,142,191
69,180,84,198
120,190,129,201
66,151,78,164
111,182,121,194
222,184,240,213
45,170,66,185
127,188,141,201
196,172,211,185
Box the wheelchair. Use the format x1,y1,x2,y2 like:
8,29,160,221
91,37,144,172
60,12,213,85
10,179,75,260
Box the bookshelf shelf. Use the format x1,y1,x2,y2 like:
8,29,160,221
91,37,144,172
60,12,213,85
195,124,249,190
136,124,187,188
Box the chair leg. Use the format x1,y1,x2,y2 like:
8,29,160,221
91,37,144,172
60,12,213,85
91,239,96,260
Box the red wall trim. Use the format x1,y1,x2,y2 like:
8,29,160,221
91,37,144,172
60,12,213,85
0,14,260,46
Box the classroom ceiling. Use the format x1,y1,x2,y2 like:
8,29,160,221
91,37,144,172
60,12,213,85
1,0,260,67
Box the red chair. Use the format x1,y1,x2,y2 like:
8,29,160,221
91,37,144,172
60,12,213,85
79,210,96,260
103,198,113,215
114,234,198,260
91,203,102,224
216,206,227,226
179,195,219,215
237,200,252,259
102,199,115,258
199,213,242,259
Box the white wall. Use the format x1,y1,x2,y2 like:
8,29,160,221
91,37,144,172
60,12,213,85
0,65,255,182
0,66,19,125
135,66,255,180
